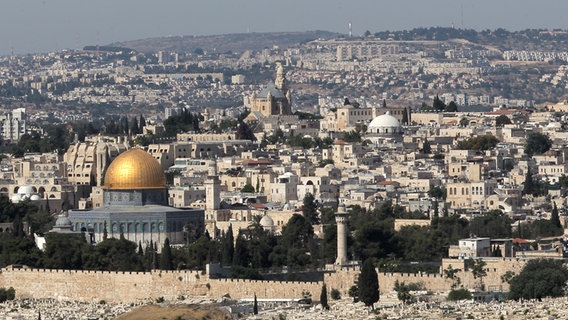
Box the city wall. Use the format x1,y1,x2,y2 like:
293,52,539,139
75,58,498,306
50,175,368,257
0,258,529,303
0,268,322,303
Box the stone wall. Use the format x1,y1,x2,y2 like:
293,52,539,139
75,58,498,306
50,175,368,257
0,258,531,303
0,268,206,303
207,278,321,300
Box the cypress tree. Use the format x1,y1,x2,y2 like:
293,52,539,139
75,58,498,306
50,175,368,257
222,225,234,266
358,259,380,308
401,106,409,125
159,238,173,270
320,283,329,310
253,294,258,315
233,233,248,267
302,193,319,225
551,202,562,229
153,242,159,269
130,117,140,135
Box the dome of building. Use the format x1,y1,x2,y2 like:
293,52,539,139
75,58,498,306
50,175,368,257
104,149,166,190
30,194,41,201
17,185,34,195
368,112,400,130
260,215,274,228
54,215,72,228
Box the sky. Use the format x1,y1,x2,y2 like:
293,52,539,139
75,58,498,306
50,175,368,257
1,0,567,55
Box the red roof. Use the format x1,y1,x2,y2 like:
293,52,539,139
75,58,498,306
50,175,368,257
241,159,272,166
512,238,530,244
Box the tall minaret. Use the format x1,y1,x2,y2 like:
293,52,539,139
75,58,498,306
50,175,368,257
335,203,349,265
205,159,220,211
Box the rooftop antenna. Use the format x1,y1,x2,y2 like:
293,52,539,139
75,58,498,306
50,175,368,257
348,21,352,38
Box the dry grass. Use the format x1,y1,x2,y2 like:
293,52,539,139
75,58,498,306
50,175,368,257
114,304,231,320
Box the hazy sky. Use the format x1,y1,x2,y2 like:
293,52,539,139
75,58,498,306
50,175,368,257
1,0,567,55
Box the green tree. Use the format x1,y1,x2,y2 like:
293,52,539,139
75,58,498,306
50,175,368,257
459,117,469,127
401,107,409,125
240,184,255,193
236,121,256,141
551,202,562,229
428,186,445,200
470,259,487,290
83,237,144,271
468,210,512,238
302,193,319,225
447,288,472,301
130,117,140,135
508,259,568,300
159,238,173,270
253,294,258,315
443,265,461,289
433,95,446,111
44,233,89,269
233,233,249,267
222,225,234,266
446,101,458,112
275,214,314,267
330,288,341,300
422,139,431,154
455,135,499,151
342,130,362,143
358,259,380,308
348,284,359,302
393,280,415,304
320,283,329,310
525,132,552,157
495,115,512,126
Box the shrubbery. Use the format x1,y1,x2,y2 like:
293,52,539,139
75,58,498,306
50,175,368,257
0,287,16,302
447,288,472,301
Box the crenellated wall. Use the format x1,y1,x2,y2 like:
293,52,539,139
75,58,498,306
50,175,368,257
0,258,530,303
207,278,321,300
0,268,206,303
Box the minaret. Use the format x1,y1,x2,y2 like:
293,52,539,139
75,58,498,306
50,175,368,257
205,159,220,211
335,203,349,265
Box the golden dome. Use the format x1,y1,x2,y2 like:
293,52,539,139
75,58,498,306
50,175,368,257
103,149,166,190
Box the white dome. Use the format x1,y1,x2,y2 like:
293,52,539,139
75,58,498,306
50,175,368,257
30,195,41,201
11,194,20,203
368,112,401,129
17,186,34,195
260,215,275,228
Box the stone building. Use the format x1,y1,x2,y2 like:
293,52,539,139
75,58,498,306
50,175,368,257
0,108,26,143
248,63,292,118
68,148,204,247
7,152,82,213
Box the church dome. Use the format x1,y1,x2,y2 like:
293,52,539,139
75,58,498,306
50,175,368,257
103,149,166,190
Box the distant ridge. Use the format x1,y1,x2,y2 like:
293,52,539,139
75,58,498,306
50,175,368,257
109,30,341,53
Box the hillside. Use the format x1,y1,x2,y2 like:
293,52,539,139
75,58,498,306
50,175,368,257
110,30,341,53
